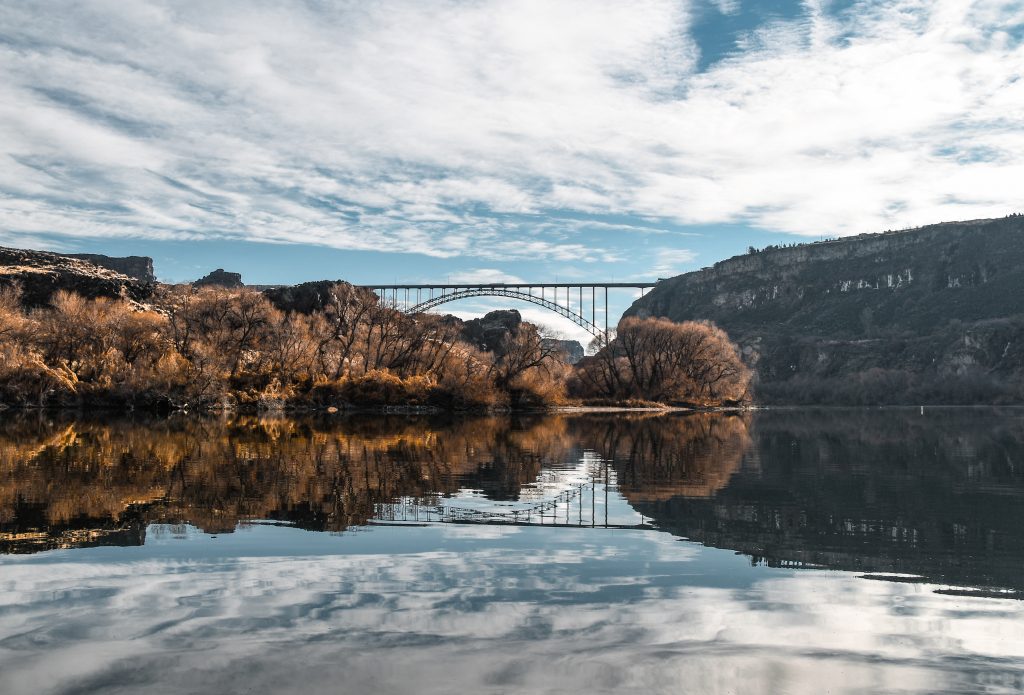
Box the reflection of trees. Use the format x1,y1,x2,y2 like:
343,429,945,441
7,408,1021,591
0,414,574,550
0,413,751,553
564,413,752,501
634,408,1024,590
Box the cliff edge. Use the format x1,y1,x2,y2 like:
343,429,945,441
625,216,1024,403
0,246,154,307
67,254,156,283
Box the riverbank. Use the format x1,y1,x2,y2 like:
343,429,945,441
0,401,753,416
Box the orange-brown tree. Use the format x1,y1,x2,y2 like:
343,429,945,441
572,317,751,405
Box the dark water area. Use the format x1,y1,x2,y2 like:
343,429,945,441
1,409,1023,694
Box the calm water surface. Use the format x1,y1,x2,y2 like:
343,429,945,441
1,409,1023,694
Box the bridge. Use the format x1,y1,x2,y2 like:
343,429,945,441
358,282,658,337
373,474,652,530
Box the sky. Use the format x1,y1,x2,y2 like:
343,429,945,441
1,0,1022,341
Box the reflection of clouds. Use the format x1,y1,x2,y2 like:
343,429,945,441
440,525,521,541
1,525,1023,695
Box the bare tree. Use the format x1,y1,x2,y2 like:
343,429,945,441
488,323,564,393
572,317,750,405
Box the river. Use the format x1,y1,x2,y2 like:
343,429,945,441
1,408,1022,694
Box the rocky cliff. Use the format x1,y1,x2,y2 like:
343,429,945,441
194,268,243,288
460,309,526,352
542,338,585,364
625,216,1024,403
0,246,154,307
458,309,584,362
262,280,359,314
67,253,155,283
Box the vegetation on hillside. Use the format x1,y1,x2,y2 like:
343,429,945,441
0,283,556,410
628,215,1024,405
0,283,749,411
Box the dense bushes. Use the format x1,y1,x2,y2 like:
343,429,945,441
0,283,754,410
0,284,567,410
571,317,752,406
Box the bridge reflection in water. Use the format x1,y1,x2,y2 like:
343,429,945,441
376,477,652,530
2,409,1024,592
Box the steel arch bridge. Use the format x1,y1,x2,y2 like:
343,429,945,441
359,282,658,337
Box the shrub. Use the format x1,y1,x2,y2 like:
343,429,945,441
572,317,752,406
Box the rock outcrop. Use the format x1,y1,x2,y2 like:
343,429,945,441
459,309,524,353
0,246,154,307
263,280,365,314
456,309,584,363
67,254,156,283
194,268,243,288
625,215,1024,403
542,338,585,364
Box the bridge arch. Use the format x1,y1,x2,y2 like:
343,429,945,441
361,282,657,339
409,287,603,336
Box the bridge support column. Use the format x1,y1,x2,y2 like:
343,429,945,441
604,286,609,342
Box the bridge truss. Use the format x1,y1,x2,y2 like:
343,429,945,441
373,478,650,530
359,282,658,337
375,482,592,526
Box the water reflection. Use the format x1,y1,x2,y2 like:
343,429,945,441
2,409,1024,694
2,409,1023,591
636,408,1024,591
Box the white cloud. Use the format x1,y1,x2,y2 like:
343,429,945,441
709,0,741,16
0,0,1021,262
447,268,526,284
652,248,698,277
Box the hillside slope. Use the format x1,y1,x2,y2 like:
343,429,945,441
0,246,154,307
625,216,1024,403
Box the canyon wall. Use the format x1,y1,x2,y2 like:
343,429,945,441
625,216,1024,403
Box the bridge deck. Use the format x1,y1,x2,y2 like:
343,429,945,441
359,282,658,289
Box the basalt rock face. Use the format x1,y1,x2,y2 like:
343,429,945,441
542,338,585,364
67,254,155,283
625,216,1024,403
458,309,584,362
263,280,363,314
460,309,524,353
0,246,154,307
194,268,243,288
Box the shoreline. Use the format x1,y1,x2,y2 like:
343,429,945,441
3,402,1020,417
0,401,753,416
